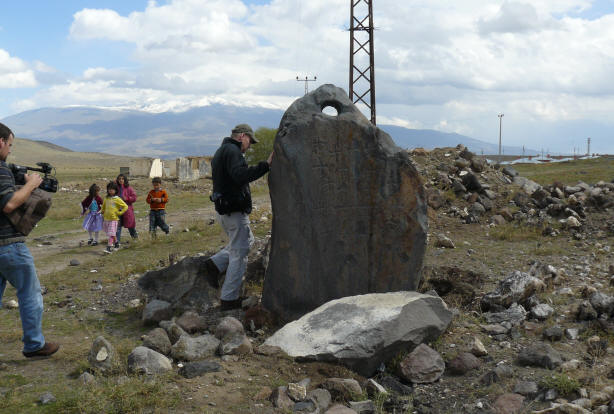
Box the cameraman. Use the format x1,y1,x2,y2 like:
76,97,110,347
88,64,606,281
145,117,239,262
0,122,59,358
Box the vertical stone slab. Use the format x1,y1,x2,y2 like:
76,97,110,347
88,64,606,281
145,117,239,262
262,84,427,322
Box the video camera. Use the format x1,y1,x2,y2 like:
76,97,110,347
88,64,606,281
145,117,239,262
9,162,58,193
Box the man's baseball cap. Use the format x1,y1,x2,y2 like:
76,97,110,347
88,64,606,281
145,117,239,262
232,124,259,144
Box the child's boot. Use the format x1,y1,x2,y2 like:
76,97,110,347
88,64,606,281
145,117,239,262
87,239,93,245
114,242,120,249
104,246,113,254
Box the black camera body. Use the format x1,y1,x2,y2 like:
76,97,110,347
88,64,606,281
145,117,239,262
9,162,58,193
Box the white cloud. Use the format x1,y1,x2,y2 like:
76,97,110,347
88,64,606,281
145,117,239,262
0,49,37,88
3,0,614,151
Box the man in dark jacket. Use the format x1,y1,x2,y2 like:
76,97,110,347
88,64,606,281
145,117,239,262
0,122,60,358
204,124,273,310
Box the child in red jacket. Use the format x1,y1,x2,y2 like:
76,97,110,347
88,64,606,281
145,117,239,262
146,177,169,236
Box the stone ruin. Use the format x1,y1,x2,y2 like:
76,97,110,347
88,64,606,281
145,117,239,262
262,84,428,322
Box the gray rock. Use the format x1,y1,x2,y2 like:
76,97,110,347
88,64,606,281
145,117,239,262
447,352,481,375
170,333,220,361
493,393,524,414
452,180,467,194
513,191,531,208
127,346,172,375
78,372,95,385
142,299,172,325
577,301,598,321
138,255,218,313
365,379,387,397
294,400,318,413
321,378,362,401
349,400,375,413
399,343,445,384
514,176,541,195
481,271,546,311
469,202,486,216
38,392,56,405
483,303,527,326
516,343,562,369
590,292,614,316
531,303,555,320
543,326,563,342
215,316,252,355
176,311,208,334
375,375,412,395
262,84,427,322
435,233,455,248
483,189,497,200
287,382,307,402
142,327,172,355
325,405,357,414
514,381,539,398
462,172,483,192
565,328,580,340
502,166,518,177
159,320,187,344
308,388,332,411
69,259,80,266
178,360,221,378
270,386,293,410
264,292,452,377
87,336,118,373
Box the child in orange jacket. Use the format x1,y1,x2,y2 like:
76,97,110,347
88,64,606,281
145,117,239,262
146,177,169,236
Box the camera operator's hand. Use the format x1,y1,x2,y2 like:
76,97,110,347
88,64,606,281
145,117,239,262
24,173,43,190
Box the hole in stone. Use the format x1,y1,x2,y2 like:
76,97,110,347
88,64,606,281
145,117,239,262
322,105,339,116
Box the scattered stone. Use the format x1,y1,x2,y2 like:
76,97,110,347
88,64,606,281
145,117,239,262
127,346,172,375
576,301,598,321
484,303,527,325
78,372,95,385
127,299,142,308
270,386,293,410
215,316,252,355
589,292,614,316
38,392,56,405
176,310,208,334
142,328,172,355
399,343,445,384
69,259,80,266
375,374,412,395
255,344,284,356
294,400,317,413
531,403,591,413
308,388,332,411
435,233,455,248
264,292,452,377
516,343,562,369
565,328,580,340
287,382,307,402
493,393,524,414
178,360,221,379
159,320,186,345
142,299,173,325
87,336,118,373
481,324,510,335
365,378,387,397
470,337,488,356
321,378,362,401
513,381,539,398
349,400,376,413
170,334,220,361
560,359,582,371
325,405,357,414
447,352,481,375
481,271,546,312
4,299,18,309
543,326,564,342
531,303,555,320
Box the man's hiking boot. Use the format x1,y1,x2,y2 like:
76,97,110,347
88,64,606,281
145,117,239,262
23,342,60,358
203,258,221,288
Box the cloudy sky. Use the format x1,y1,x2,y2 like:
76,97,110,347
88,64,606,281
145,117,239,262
2,0,614,153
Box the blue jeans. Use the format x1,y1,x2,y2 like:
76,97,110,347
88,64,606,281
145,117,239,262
210,212,254,301
149,210,169,233
0,242,45,352
116,225,138,242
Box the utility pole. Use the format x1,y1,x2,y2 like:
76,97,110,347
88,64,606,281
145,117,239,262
296,75,317,95
498,113,504,162
587,137,591,156
349,0,376,124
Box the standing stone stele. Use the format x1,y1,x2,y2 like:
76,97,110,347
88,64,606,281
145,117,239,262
262,84,428,322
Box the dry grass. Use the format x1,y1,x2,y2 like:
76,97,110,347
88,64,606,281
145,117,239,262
513,157,614,186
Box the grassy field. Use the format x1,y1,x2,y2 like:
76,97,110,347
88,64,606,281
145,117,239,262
512,157,614,186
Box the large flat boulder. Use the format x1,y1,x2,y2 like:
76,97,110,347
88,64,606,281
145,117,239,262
263,84,428,322
137,255,217,312
264,292,452,377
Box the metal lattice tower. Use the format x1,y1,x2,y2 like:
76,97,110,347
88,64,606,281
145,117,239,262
349,0,376,125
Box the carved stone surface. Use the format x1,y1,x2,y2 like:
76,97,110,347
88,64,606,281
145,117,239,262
263,84,428,321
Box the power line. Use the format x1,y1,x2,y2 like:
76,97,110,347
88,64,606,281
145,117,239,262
349,0,376,124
